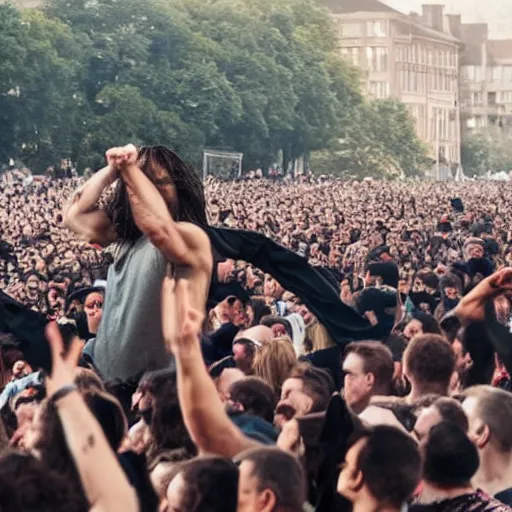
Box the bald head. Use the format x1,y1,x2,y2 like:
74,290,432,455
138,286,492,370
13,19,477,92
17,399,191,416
236,325,273,346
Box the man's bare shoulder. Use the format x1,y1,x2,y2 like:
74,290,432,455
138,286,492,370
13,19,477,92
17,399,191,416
176,222,211,248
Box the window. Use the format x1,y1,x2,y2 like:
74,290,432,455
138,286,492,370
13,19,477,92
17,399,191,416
492,66,503,82
369,81,390,99
341,47,360,66
504,66,512,82
366,47,388,72
499,91,512,104
400,69,407,91
367,21,387,37
341,23,362,37
488,92,497,105
471,92,483,106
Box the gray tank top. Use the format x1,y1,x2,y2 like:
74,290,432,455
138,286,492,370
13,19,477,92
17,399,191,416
93,237,173,380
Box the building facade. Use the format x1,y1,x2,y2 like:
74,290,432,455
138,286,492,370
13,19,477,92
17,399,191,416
323,0,462,170
460,23,512,131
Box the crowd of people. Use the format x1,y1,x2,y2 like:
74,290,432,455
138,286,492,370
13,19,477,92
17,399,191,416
1,145,512,511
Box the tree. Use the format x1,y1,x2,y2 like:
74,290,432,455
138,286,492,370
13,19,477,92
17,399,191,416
0,5,86,171
461,128,512,177
310,99,430,178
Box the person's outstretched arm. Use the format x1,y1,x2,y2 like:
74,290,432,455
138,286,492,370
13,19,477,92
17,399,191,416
62,165,117,246
162,276,259,458
45,323,138,512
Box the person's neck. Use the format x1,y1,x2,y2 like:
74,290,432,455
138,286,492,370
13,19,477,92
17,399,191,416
353,500,400,512
406,383,448,404
474,449,512,496
418,481,473,504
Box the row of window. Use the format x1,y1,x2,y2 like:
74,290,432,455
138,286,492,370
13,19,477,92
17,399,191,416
396,45,457,68
407,105,456,143
463,65,512,83
368,81,390,99
340,46,389,71
399,69,457,93
340,21,387,38
341,45,457,72
470,91,512,105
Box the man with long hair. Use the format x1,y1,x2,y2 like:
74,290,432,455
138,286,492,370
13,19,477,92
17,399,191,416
63,144,212,379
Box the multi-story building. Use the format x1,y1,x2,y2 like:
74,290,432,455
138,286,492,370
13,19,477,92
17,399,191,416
322,0,462,171
460,24,512,131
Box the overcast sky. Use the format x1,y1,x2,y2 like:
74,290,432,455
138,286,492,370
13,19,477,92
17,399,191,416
382,0,512,39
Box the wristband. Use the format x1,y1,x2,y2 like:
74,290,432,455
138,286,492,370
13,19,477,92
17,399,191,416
49,384,78,405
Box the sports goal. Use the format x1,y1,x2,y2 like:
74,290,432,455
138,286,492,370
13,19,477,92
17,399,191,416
202,150,243,180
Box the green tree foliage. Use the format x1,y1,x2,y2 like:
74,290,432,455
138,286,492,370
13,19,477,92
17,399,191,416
311,99,430,178
461,128,512,177
0,0,429,178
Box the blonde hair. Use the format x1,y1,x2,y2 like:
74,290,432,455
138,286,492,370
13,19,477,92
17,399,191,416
252,337,297,395
306,321,335,352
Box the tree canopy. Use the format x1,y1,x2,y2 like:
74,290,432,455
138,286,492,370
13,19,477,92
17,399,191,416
461,128,512,177
0,0,428,177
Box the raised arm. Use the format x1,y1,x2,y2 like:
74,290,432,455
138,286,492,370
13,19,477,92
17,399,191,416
109,146,209,265
454,268,512,324
62,165,117,247
45,324,138,512
162,276,259,458
109,144,212,310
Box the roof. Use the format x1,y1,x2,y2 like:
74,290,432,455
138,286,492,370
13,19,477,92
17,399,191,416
323,0,460,44
319,0,400,15
488,39,512,62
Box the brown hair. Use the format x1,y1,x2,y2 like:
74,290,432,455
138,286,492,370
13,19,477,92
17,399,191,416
252,338,297,396
228,377,277,423
236,447,306,512
404,334,455,393
354,426,422,509
172,457,239,512
463,385,512,452
288,363,335,413
433,397,469,433
73,368,105,393
345,342,394,395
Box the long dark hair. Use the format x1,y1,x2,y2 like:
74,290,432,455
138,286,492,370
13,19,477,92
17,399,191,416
106,146,207,242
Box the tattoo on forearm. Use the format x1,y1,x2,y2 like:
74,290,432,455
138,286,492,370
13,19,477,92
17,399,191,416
81,433,96,453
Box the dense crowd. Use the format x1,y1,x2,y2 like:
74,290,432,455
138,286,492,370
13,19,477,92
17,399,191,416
1,149,512,512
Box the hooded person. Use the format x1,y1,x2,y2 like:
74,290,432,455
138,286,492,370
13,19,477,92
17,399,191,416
434,274,463,322
365,262,400,289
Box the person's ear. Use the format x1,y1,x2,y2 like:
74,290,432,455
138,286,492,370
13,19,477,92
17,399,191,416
473,424,491,449
258,489,277,512
365,373,375,390
349,468,365,493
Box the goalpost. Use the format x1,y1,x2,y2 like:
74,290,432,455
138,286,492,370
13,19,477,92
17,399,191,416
202,149,243,180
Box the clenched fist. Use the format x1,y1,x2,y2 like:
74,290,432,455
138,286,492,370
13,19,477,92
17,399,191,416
106,144,138,170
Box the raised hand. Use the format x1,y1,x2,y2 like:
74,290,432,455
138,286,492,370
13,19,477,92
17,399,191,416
105,144,138,170
489,267,512,291
45,322,83,398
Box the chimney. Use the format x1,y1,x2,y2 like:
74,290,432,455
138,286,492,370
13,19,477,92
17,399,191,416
446,14,462,39
422,4,444,32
